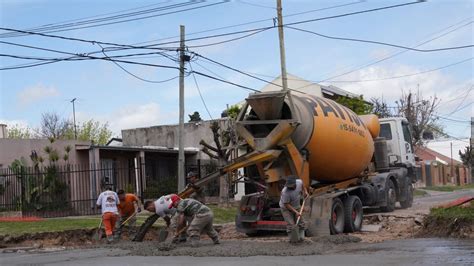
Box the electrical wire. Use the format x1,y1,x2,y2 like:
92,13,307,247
286,26,474,52
0,1,227,37
189,62,213,120
236,0,275,10
186,28,271,48
191,70,259,92
317,18,473,82
445,86,473,116
97,43,179,84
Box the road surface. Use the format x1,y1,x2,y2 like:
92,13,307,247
1,238,473,265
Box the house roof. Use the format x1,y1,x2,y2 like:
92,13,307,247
415,146,463,165
425,139,469,163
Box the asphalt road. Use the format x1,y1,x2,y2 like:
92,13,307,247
1,238,473,265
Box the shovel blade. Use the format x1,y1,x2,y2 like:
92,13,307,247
158,229,169,243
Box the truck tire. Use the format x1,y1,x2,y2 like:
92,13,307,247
381,179,396,212
329,198,345,235
343,196,363,233
400,184,413,209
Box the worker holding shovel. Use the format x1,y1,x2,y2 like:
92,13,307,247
115,189,141,240
96,184,120,244
144,194,185,243
279,176,308,243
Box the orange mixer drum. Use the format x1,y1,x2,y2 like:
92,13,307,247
290,94,377,183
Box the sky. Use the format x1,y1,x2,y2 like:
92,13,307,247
0,0,472,141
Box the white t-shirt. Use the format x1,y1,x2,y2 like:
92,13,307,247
279,179,303,209
154,195,176,217
96,190,120,215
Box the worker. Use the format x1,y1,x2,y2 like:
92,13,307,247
115,189,141,239
186,171,206,203
279,176,308,241
96,184,120,244
170,195,220,246
144,194,186,243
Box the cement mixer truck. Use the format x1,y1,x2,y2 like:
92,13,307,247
219,90,417,236
133,90,418,241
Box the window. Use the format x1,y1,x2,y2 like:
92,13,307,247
402,122,412,144
379,123,392,140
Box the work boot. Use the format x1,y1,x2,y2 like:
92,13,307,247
212,237,220,245
106,235,114,244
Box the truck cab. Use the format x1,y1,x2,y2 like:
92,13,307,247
379,117,416,168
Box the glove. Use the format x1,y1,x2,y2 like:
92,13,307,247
137,207,142,213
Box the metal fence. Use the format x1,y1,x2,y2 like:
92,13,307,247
0,159,221,218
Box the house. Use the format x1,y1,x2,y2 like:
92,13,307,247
415,144,471,187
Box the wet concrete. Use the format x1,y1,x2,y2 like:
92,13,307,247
1,238,473,265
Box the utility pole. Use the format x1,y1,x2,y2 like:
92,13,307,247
450,141,454,184
178,25,186,191
71,98,77,140
276,0,296,115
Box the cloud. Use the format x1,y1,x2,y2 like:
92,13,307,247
75,102,167,136
17,84,59,106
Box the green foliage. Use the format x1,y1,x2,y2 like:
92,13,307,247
7,125,34,139
459,146,473,167
227,105,241,119
143,178,178,199
64,119,113,145
188,111,203,122
423,184,474,192
370,98,392,118
335,95,373,115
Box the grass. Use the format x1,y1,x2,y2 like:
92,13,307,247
422,183,474,192
414,189,429,197
0,206,237,236
430,202,474,221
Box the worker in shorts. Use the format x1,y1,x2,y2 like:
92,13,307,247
186,171,206,204
144,194,186,243
115,189,141,239
170,195,219,246
96,184,120,243
279,176,308,240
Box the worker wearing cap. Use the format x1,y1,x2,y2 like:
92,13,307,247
144,194,187,243
279,176,308,239
186,171,206,204
115,189,141,239
170,195,220,246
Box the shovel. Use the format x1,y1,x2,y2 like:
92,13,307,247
289,196,308,243
158,226,188,243
93,218,103,241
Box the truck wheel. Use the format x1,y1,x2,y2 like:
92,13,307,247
329,198,345,235
343,196,363,233
381,179,396,212
400,184,413,209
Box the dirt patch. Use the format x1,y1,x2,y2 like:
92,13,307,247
417,216,474,239
352,214,423,243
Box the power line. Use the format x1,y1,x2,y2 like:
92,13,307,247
445,86,473,116
286,25,474,52
131,0,365,46
189,62,213,120
236,0,275,10
317,17,473,82
191,70,259,92
0,1,227,37
323,57,474,83
97,43,179,84
186,28,271,48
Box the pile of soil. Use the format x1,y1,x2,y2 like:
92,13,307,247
417,215,474,239
352,214,423,243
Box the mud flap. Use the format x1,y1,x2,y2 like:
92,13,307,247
305,196,332,237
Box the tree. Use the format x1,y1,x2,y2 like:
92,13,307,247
188,111,202,122
370,98,393,118
459,146,473,168
64,119,112,145
7,125,35,139
39,112,70,139
227,105,241,119
395,89,441,147
335,95,373,115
